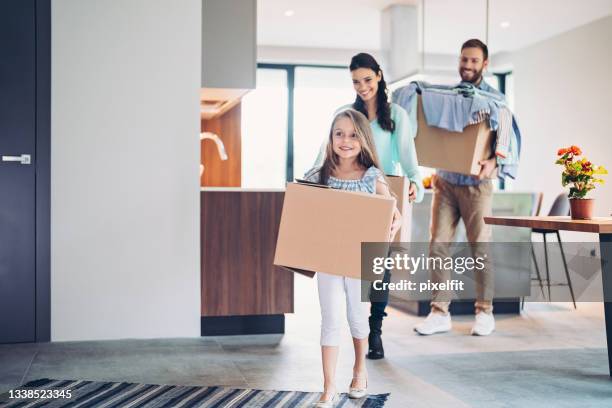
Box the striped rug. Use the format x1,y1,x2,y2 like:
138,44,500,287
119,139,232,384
0,378,390,407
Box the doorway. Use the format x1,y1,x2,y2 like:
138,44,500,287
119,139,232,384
0,0,50,343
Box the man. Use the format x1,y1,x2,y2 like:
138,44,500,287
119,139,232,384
414,39,502,336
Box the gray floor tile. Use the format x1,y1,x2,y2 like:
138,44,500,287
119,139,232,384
0,303,610,407
0,345,37,385
15,337,244,389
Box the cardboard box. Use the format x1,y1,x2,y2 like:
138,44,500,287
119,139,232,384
385,175,412,243
414,95,493,176
274,182,395,280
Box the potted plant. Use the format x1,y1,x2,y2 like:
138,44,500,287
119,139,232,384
556,145,607,220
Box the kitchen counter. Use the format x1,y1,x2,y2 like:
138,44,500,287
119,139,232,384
392,191,539,316
200,190,292,336
200,187,540,329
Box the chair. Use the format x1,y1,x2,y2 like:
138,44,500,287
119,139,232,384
522,193,544,309
531,193,576,308
524,194,544,304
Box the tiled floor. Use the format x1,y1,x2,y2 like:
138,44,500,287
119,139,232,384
1,274,611,407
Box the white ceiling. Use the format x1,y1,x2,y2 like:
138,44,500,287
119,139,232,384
257,0,612,55
257,0,418,50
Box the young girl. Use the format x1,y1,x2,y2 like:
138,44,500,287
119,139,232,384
315,53,423,360
304,109,401,407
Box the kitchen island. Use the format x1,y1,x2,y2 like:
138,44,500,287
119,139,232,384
391,190,539,316
200,188,292,335
201,187,540,335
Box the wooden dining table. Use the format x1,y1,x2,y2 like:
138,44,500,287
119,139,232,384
484,216,612,375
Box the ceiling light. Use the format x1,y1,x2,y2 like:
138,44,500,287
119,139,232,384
284,10,295,17
500,21,510,29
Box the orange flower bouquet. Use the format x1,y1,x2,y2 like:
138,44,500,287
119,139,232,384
555,145,607,219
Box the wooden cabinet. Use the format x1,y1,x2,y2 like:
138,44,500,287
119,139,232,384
202,0,256,89
201,191,293,318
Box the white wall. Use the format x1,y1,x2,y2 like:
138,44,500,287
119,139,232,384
51,0,201,341
509,16,612,218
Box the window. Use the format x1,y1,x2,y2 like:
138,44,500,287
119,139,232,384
293,66,354,178
242,65,512,190
241,68,288,189
504,72,515,111
241,64,351,188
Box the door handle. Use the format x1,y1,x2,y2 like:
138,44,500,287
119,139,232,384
2,154,31,165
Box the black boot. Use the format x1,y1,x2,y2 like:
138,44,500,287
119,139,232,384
367,317,384,360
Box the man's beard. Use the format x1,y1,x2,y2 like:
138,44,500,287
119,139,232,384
460,67,483,83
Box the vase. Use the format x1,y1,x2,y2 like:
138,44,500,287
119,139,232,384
569,198,594,220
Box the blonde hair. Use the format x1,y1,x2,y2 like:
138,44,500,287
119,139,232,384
319,109,385,186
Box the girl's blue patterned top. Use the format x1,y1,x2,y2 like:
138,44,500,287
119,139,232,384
303,166,385,194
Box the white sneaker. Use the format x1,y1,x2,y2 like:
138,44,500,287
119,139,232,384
471,312,495,336
414,312,452,335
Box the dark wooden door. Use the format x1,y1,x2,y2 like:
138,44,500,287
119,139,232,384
0,0,37,343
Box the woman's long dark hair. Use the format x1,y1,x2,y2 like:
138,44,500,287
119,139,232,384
350,53,395,133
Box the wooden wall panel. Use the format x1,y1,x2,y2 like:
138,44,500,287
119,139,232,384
201,191,294,316
201,103,241,187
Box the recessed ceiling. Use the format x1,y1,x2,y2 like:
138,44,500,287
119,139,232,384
258,0,612,54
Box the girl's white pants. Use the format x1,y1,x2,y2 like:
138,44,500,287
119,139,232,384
317,272,369,346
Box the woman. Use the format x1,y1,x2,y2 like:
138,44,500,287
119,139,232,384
317,52,424,361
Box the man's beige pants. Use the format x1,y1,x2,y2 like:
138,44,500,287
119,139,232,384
429,176,494,314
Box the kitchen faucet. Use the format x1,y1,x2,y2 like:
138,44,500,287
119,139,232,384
200,132,228,174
